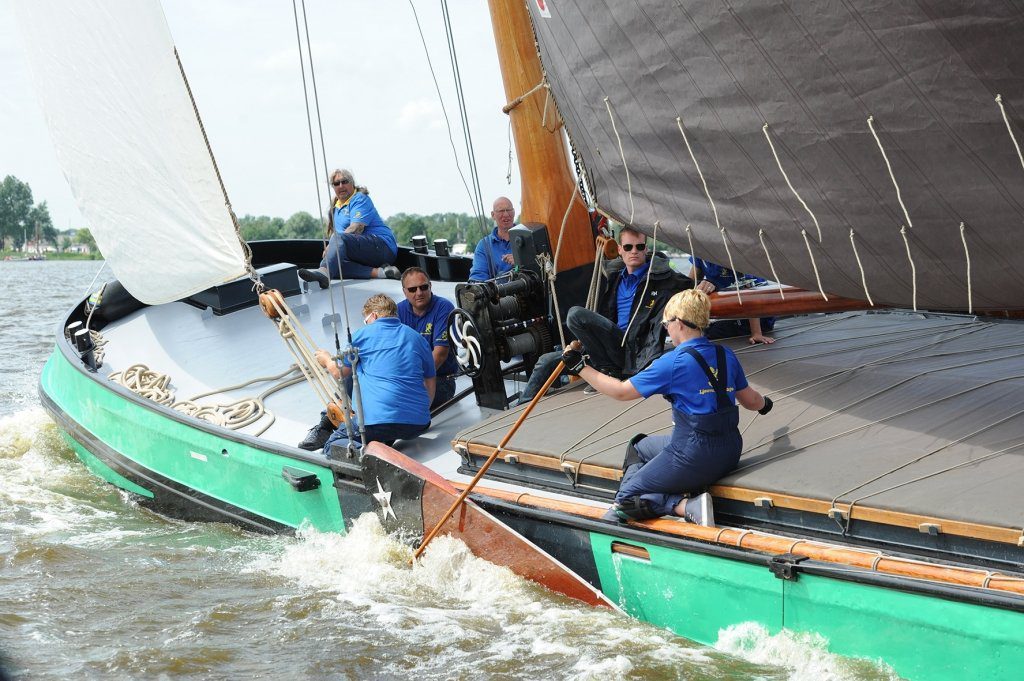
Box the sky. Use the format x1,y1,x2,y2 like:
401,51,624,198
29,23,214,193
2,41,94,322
0,0,521,233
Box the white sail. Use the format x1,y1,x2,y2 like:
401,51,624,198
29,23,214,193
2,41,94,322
12,0,248,304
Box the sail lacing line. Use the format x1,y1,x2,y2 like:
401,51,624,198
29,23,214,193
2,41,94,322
867,115,914,229
172,47,261,294
757,229,785,300
503,79,548,114
848,230,874,306
899,225,918,311
959,222,973,314
762,123,823,242
676,117,742,304
995,94,1024,176
605,97,635,225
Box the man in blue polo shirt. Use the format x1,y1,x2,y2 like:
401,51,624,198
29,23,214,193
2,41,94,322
297,293,434,452
689,256,775,344
468,196,517,282
397,267,459,408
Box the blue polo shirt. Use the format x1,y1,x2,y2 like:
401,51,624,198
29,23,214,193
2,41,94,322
333,192,398,258
469,227,515,281
615,261,650,330
342,317,434,426
397,294,459,378
629,337,748,415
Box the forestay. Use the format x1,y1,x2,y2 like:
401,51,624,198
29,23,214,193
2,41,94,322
527,1,1024,312
12,0,247,304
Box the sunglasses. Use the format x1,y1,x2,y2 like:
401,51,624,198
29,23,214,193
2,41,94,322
663,317,702,330
332,178,351,187
621,242,647,252
405,283,430,293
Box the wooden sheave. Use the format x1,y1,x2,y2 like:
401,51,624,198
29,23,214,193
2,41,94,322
488,0,593,273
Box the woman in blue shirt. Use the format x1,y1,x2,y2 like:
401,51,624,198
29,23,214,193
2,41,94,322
562,289,772,523
298,168,400,286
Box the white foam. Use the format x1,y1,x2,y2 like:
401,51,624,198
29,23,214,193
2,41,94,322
715,621,899,681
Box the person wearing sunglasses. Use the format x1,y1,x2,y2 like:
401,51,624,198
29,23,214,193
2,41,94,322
298,168,400,288
560,288,772,525
517,226,692,403
689,256,775,345
298,294,434,452
468,196,518,282
397,267,459,408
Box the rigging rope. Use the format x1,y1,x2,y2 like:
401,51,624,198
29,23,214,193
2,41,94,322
867,114,914,230
605,97,635,224
762,123,822,242
899,225,918,311
995,94,1024,177
757,229,785,300
801,229,829,301
848,229,874,306
959,222,973,314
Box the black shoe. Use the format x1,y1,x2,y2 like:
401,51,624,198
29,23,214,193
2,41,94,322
382,265,400,280
614,495,660,522
298,268,329,290
298,413,334,450
623,433,647,470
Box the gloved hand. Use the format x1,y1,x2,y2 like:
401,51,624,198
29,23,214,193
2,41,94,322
758,395,773,415
561,341,588,376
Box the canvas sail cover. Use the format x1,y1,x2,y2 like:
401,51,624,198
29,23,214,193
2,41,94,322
527,1,1024,312
12,0,248,304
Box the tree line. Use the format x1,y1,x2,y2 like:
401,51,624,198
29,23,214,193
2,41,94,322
2,174,493,255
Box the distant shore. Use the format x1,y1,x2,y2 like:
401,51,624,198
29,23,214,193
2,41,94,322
1,251,101,261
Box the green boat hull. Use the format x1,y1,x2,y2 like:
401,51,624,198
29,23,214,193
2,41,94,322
41,347,1024,679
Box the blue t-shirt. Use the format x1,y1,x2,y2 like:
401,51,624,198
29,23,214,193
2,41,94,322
629,337,748,415
469,227,514,281
615,261,650,330
342,317,435,426
334,193,398,257
397,294,459,378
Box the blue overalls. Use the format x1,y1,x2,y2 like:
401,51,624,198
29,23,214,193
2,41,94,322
615,345,741,516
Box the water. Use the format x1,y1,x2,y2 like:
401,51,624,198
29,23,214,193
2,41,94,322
0,261,899,680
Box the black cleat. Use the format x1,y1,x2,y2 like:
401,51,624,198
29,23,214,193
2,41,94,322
298,268,330,289
297,413,334,451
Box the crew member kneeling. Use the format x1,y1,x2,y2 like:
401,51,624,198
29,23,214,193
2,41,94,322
562,289,772,524
298,294,434,453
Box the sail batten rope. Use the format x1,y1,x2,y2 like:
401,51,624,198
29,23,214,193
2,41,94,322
867,114,913,230
995,94,1024,176
959,222,973,314
848,229,874,306
762,123,822,242
757,229,785,300
677,117,742,304
900,225,918,311
605,97,635,224
801,230,828,301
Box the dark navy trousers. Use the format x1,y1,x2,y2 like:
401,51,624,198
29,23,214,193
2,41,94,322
615,407,741,516
320,232,395,280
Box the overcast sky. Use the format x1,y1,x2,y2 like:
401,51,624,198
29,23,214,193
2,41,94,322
0,0,520,233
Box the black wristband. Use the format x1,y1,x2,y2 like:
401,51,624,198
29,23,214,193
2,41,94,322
758,395,773,415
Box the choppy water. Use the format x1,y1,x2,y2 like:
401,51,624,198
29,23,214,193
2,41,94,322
0,261,899,680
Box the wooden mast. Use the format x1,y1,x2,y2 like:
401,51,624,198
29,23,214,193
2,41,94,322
487,0,594,272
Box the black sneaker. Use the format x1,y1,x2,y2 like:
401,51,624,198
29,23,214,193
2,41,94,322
297,413,334,450
613,495,660,521
298,268,330,289
382,265,401,280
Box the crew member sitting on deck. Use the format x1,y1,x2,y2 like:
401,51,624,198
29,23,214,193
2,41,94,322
518,226,693,403
397,267,459,409
298,168,400,288
562,289,772,525
297,294,434,453
689,256,775,344
468,196,517,282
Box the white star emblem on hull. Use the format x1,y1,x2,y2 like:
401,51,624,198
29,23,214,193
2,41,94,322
373,477,396,520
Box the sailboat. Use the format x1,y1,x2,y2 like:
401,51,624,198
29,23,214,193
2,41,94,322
17,0,1024,678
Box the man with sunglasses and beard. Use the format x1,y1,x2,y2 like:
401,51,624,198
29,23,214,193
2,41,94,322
397,267,459,408
518,226,693,403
